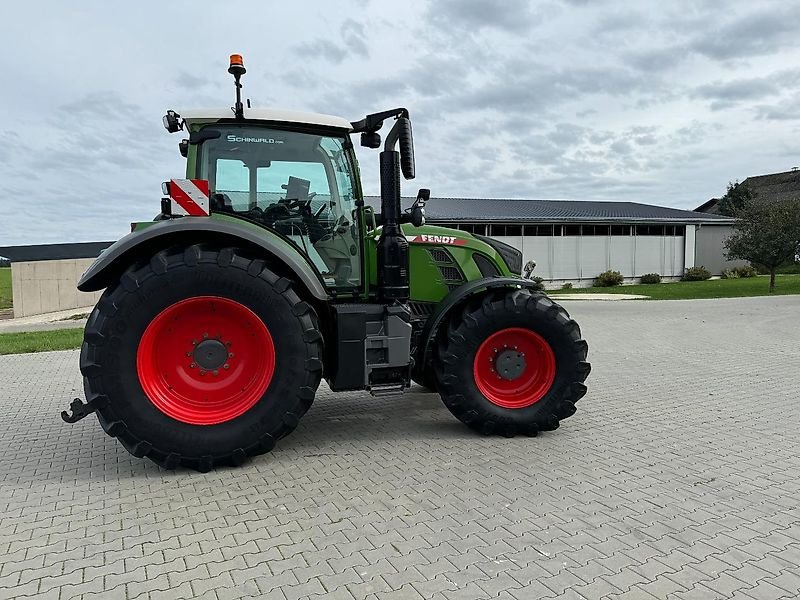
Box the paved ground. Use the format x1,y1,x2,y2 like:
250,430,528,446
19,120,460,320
1,296,799,600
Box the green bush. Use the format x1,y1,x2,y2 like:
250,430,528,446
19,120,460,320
778,262,800,274
732,265,757,278
640,273,661,284
682,266,712,281
561,282,573,290
594,270,624,287
529,276,545,291
754,262,800,275
721,268,738,279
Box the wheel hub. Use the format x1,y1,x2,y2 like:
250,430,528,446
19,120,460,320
473,327,556,409
494,349,526,380
137,296,275,425
193,339,228,370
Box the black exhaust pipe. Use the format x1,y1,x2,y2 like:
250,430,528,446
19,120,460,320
377,148,409,302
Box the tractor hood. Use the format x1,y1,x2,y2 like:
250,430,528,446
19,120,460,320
401,224,522,275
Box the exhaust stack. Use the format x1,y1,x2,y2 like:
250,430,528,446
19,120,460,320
376,116,414,302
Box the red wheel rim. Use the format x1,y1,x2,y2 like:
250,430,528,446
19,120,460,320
137,296,275,425
473,327,556,409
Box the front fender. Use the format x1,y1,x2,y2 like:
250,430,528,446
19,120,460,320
77,217,329,301
418,276,544,368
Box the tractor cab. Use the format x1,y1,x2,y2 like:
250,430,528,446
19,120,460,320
177,111,364,290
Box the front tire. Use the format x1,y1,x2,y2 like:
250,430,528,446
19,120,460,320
80,245,323,471
434,289,590,437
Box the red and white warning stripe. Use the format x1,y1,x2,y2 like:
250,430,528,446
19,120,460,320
169,179,209,216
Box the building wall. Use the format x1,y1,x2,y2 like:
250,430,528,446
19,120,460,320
11,259,102,318
694,224,745,274
492,233,685,283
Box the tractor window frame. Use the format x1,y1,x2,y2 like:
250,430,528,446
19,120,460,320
194,123,364,293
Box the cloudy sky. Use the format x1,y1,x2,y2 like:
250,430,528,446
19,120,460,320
1,0,799,245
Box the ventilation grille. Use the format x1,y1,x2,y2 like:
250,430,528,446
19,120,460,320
438,266,462,281
425,246,464,290
427,248,452,263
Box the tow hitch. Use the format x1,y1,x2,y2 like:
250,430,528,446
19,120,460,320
61,397,98,423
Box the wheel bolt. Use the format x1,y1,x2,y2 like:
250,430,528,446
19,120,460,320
185,352,192,357
228,352,235,358
212,370,219,376
200,370,206,376
192,340,197,346
190,362,196,369
203,332,209,339
223,364,230,370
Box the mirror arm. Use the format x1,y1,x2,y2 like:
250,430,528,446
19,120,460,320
350,107,409,133
383,119,402,152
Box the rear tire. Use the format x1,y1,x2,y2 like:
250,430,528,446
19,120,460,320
411,361,437,392
80,245,323,471
434,289,589,437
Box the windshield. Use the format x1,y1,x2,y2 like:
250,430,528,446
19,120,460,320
198,125,361,290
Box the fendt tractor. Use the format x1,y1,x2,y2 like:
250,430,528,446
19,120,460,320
62,55,590,472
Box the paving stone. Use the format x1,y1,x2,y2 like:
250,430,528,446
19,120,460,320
1,297,799,600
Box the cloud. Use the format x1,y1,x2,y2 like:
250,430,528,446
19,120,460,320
295,40,349,65
295,19,371,64
691,69,800,111
2,0,800,244
427,0,544,34
457,62,657,118
341,19,369,58
692,77,778,111
174,71,213,91
754,94,800,121
689,6,800,61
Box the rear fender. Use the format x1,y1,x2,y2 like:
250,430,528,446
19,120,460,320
418,277,544,368
77,217,329,301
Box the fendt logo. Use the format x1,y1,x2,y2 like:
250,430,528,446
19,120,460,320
226,135,285,144
408,234,467,246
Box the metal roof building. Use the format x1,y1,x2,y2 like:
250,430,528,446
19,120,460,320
695,169,800,215
365,196,733,224
366,196,739,283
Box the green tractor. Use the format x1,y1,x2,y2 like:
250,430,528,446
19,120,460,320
63,55,590,471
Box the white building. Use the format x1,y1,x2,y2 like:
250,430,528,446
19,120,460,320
375,196,739,285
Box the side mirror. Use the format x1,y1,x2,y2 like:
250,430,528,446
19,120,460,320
397,117,415,180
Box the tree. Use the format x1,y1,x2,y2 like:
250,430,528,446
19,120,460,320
724,196,800,293
718,180,753,216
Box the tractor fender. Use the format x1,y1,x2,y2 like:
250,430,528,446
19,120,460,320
418,276,544,368
77,217,329,301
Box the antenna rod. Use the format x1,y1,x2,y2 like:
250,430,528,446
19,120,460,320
228,54,247,120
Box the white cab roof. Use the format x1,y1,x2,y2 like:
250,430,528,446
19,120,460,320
179,108,352,131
